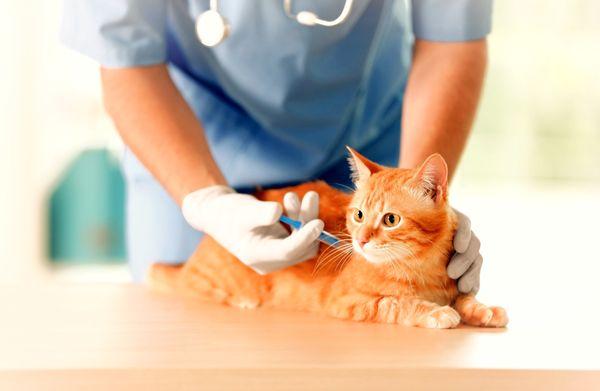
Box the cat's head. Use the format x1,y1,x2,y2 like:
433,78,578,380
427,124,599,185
345,147,455,266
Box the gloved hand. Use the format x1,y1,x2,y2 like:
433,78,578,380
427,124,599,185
447,209,483,294
182,186,324,275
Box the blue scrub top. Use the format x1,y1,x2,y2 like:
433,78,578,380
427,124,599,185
62,0,492,189
60,0,492,280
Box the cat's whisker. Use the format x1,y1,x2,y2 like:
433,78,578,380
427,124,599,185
317,247,351,269
315,246,349,272
313,243,353,276
331,182,356,193
344,251,354,269
314,250,350,276
334,248,353,273
317,239,352,257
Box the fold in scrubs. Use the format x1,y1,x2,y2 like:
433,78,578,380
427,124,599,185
61,0,493,281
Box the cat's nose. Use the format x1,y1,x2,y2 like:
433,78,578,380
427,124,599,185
357,238,369,248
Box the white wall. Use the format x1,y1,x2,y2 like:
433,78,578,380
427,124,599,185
0,1,120,283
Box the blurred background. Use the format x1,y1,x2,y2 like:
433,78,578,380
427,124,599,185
1,0,599,314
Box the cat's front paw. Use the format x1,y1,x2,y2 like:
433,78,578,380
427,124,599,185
374,296,402,323
419,306,461,329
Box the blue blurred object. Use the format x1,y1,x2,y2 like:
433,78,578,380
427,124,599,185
48,149,125,263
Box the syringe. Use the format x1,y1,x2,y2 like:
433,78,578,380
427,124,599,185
279,215,340,247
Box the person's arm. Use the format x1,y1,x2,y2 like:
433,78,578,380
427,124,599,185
400,38,488,294
101,64,324,274
101,64,227,205
400,39,487,180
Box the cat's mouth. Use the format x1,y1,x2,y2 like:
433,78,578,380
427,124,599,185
352,239,389,265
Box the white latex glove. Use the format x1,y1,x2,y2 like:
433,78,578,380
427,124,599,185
447,209,483,294
182,186,323,275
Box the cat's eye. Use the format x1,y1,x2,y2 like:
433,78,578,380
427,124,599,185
353,209,364,223
382,213,401,228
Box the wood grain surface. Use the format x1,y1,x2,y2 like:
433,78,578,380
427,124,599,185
0,284,598,390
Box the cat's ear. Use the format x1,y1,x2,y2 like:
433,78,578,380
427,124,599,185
412,153,448,202
346,146,382,187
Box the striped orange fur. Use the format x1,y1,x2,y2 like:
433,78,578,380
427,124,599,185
148,149,508,328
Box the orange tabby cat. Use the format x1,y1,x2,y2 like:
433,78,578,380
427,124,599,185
148,148,508,328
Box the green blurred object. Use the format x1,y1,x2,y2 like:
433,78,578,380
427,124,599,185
48,148,125,263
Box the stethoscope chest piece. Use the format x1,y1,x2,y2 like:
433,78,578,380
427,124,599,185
196,9,229,47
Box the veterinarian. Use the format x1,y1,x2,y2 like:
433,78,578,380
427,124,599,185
62,0,491,288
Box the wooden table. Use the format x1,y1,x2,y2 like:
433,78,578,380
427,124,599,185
0,284,598,390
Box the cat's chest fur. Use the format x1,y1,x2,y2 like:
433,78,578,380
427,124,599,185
335,254,458,306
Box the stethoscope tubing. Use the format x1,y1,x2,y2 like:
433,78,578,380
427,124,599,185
196,0,354,46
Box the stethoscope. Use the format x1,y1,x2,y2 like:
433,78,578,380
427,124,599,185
196,0,354,47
